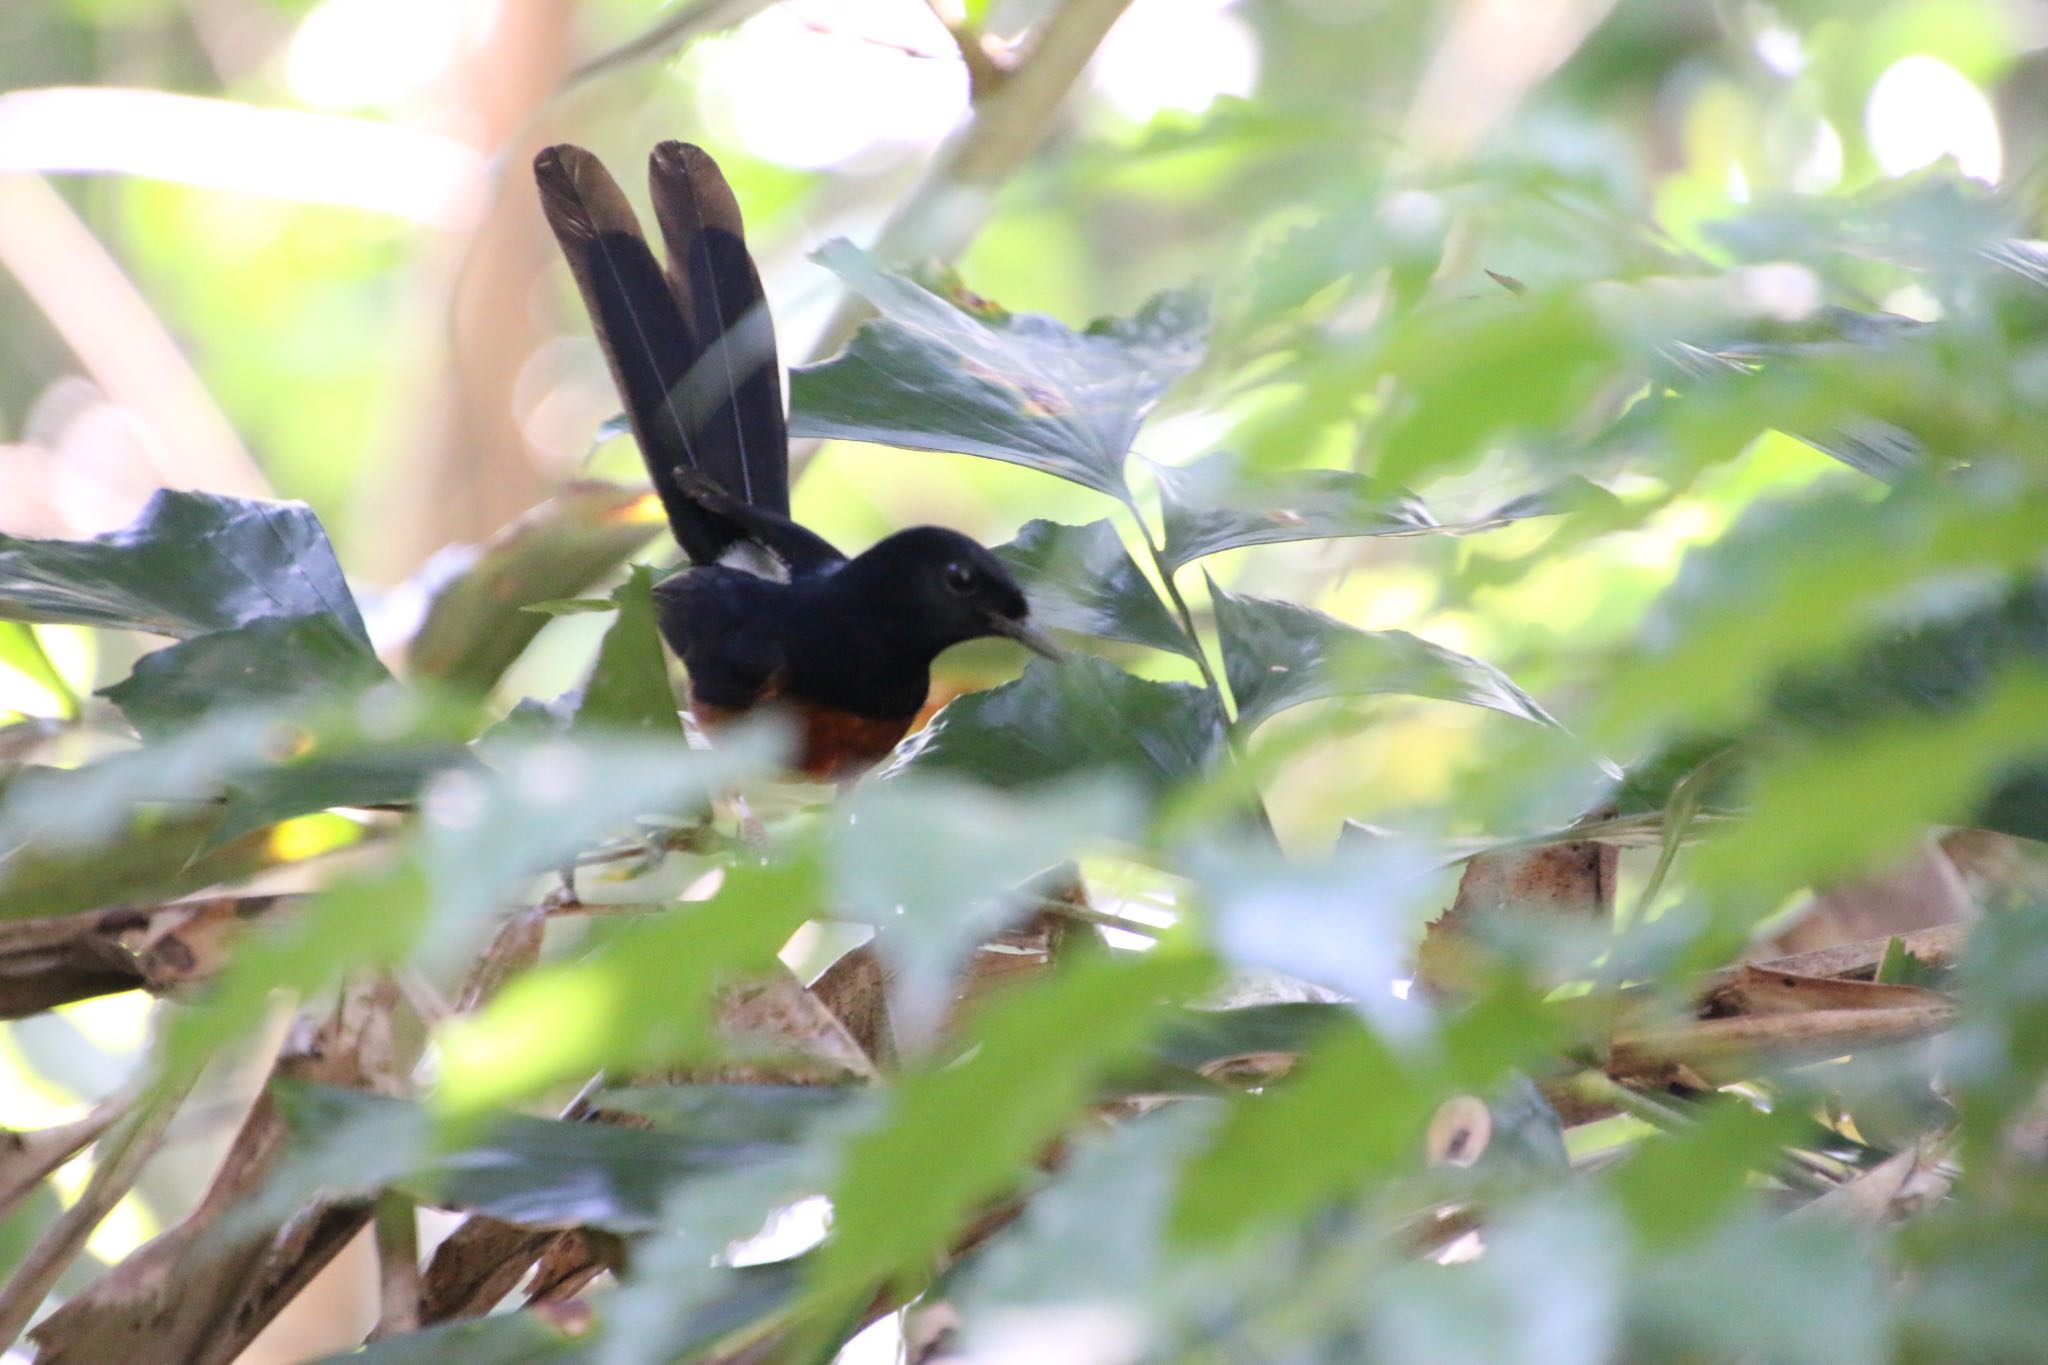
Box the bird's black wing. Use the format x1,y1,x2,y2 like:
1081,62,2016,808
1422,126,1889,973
648,141,790,519
535,144,773,566
670,468,845,577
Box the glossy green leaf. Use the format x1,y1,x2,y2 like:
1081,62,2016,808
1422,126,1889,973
1148,1002,1352,1074
1209,583,1556,733
790,241,1207,496
1660,342,1926,483
1152,453,1439,568
406,483,665,697
0,490,367,642
996,519,1195,659
571,565,683,738
1152,453,1604,569
888,657,1226,800
99,613,391,742
0,712,292,919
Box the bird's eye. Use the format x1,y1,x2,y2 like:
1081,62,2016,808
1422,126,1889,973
943,561,977,595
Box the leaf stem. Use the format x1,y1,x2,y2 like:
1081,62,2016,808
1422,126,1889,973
1128,504,1221,699
1127,500,1278,839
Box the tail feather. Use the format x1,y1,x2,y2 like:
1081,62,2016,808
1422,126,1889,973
533,143,760,564
648,140,789,518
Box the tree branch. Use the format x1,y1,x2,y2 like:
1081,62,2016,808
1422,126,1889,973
805,0,1134,364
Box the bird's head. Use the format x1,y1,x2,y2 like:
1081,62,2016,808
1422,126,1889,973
845,526,1063,662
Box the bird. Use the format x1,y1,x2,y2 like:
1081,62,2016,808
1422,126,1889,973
532,141,1062,780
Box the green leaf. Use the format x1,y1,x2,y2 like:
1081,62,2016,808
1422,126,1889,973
888,657,1226,801
0,622,77,717
1170,1019,1434,1245
790,241,1207,496
1372,292,1620,487
0,489,366,642
1190,839,1439,1031
274,1081,846,1233
595,1083,868,1140
99,613,392,742
952,1105,1220,1330
521,597,617,617
1604,1103,1804,1248
436,854,821,1113
812,950,1210,1303
407,483,665,697
1630,1214,1891,1365
0,713,292,920
1598,483,2048,748
996,519,1196,659
411,732,782,979
1369,1195,1623,1365
1209,582,1556,733
1152,453,1438,569
1147,1002,1353,1076
1152,453,1603,570
829,773,1138,1037
1693,671,2048,905
571,565,683,738
319,1314,579,1364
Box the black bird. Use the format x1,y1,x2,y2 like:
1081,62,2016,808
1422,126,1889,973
533,141,1061,779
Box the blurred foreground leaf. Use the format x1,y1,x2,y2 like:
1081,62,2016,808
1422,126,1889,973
811,949,1211,1311
406,483,663,697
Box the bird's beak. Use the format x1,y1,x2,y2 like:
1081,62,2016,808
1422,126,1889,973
988,612,1065,662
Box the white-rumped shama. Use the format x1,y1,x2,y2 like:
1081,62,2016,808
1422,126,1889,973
534,141,1062,779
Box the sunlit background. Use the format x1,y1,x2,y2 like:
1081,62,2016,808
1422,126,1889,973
0,0,2038,1358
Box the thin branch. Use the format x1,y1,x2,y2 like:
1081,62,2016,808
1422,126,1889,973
805,0,1137,364
370,1190,423,1340
0,1073,194,1348
0,1090,132,1224
561,0,778,92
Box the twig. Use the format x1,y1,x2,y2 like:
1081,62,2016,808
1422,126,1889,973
919,0,1009,96
0,1089,132,1223
371,1190,422,1339
0,1073,194,1348
561,0,778,92
1795,1134,1956,1224
1558,1070,1695,1130
1609,1002,1957,1083
805,0,1138,363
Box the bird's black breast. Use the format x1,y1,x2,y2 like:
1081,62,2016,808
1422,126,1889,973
653,566,933,720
